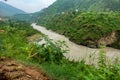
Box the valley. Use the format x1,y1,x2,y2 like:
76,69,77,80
0,0,120,80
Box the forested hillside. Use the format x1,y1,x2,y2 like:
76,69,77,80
13,0,120,22
38,11,120,48
35,0,120,21
41,0,120,15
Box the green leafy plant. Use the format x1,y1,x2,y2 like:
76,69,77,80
27,35,68,64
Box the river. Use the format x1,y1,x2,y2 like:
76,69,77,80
32,23,120,63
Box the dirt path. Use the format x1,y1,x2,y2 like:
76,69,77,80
0,57,49,80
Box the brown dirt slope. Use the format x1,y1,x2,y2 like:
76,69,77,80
0,57,50,80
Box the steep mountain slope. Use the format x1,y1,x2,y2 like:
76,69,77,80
37,0,120,17
13,0,120,22
0,1,26,16
28,0,119,23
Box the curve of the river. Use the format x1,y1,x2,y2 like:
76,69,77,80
32,23,120,63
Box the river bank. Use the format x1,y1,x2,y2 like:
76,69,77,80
32,23,120,62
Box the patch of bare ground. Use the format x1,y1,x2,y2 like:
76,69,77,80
0,57,50,80
27,34,41,43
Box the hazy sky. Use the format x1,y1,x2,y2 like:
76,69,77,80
1,0,56,13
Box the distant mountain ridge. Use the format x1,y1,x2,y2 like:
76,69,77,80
13,0,120,22
0,1,26,16
39,0,120,15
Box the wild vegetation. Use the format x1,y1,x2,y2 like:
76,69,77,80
0,20,120,80
37,11,120,48
33,0,120,22
0,0,120,79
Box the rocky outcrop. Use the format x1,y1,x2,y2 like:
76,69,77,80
98,31,116,47
86,31,117,48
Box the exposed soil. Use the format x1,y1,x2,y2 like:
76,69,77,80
27,33,41,43
98,31,116,46
0,57,50,80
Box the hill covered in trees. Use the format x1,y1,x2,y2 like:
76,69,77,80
35,0,120,20
38,11,120,48
39,0,120,15
13,0,120,22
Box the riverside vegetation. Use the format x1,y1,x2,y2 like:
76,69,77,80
0,0,120,79
0,20,120,80
37,11,120,48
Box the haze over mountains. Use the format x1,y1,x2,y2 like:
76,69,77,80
0,1,26,17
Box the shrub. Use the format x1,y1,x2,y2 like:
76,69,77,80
27,35,68,64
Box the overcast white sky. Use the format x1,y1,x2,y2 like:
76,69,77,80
1,0,56,13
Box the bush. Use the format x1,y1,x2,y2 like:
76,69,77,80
27,35,68,64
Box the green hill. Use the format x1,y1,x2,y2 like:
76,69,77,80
14,0,120,22
0,1,26,16
42,0,119,14
36,0,120,48
25,0,118,23
36,0,120,17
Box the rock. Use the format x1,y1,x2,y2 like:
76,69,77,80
98,31,116,47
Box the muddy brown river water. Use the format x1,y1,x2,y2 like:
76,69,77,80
32,23,120,63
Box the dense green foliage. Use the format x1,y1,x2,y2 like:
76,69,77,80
42,57,120,80
38,11,120,48
39,0,120,16
36,0,120,23
0,1,26,16
25,36,67,64
0,21,39,56
0,20,67,64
